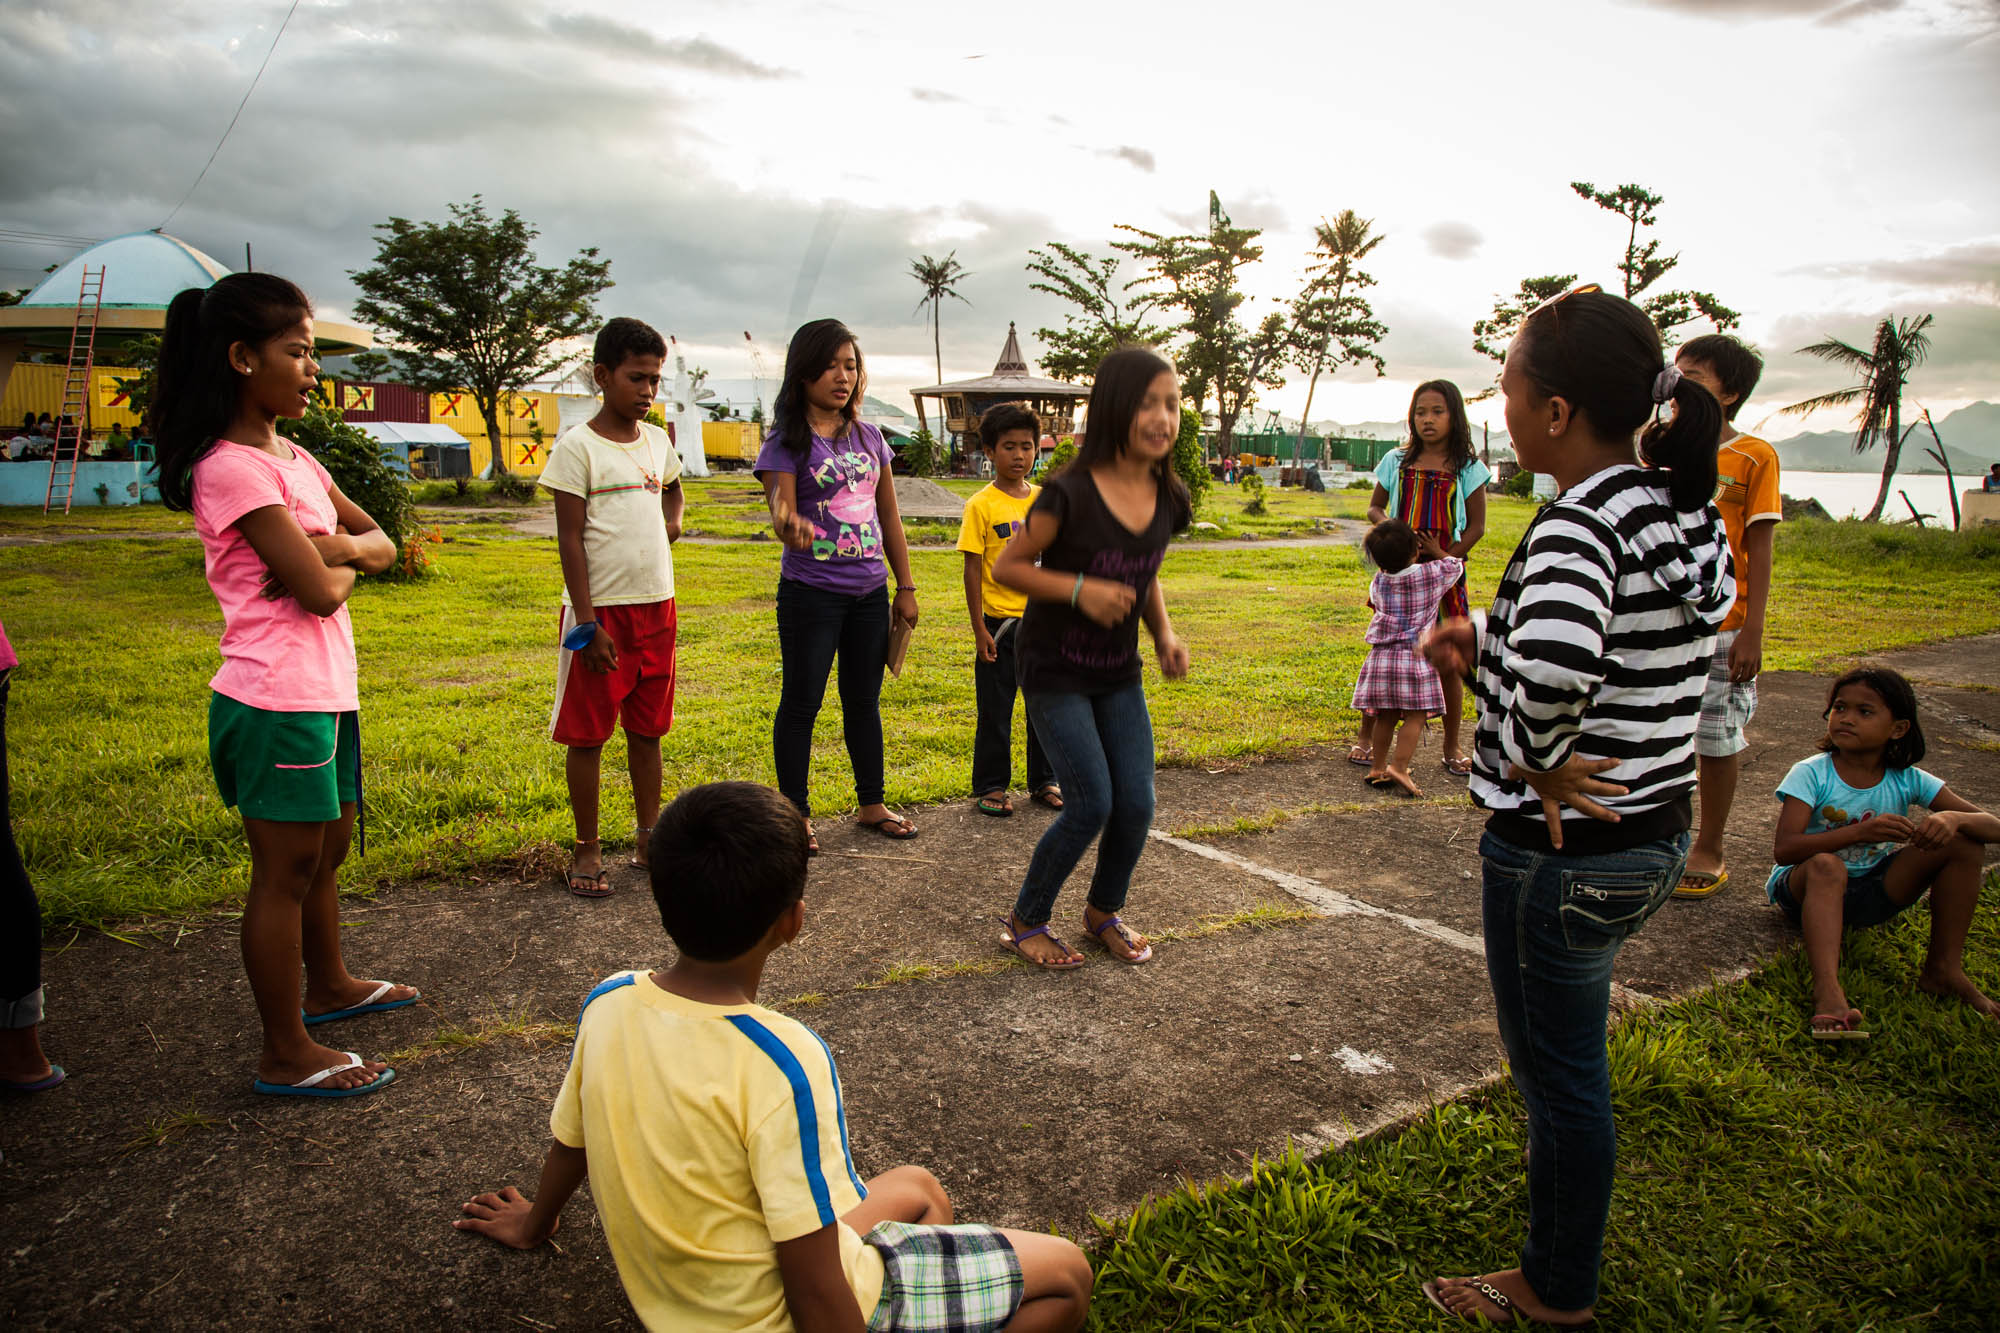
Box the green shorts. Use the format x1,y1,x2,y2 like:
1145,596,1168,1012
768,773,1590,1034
208,693,359,823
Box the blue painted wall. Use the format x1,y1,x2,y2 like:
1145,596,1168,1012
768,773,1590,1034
0,461,160,508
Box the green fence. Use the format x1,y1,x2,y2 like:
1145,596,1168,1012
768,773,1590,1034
1226,434,1401,468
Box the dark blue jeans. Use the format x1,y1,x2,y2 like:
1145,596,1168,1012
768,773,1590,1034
0,670,42,1026
971,616,1053,798
1011,682,1155,927
1480,827,1688,1312
773,579,889,818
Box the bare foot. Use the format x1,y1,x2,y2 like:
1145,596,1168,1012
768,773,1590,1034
1427,1268,1593,1326
1917,965,2000,1022
1385,764,1424,798
259,1043,390,1092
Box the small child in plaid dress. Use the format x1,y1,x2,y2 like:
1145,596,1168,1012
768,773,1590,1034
1354,520,1462,798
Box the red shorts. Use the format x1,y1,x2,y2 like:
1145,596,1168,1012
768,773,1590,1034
550,600,678,747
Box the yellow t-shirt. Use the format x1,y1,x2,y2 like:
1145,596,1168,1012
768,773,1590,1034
1714,432,1782,633
550,972,884,1332
539,421,685,607
955,482,1039,620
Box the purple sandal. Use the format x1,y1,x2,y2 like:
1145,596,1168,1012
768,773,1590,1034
1083,913,1154,965
998,917,1084,970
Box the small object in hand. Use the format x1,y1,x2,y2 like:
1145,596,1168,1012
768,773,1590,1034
562,621,598,651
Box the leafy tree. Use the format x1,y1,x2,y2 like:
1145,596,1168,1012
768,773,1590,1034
1570,181,1740,342
1116,197,1289,458
1046,436,1078,475
1291,210,1387,455
1470,274,1579,399
1173,402,1209,513
289,391,419,560
901,427,942,478
1023,242,1167,383
348,196,611,475
1781,313,1935,523
910,252,970,390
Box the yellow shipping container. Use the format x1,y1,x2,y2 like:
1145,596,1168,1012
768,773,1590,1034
701,420,759,464
0,362,147,434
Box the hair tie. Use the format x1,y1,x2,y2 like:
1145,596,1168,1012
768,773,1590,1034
1651,365,1683,405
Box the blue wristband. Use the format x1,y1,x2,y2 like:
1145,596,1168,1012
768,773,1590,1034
562,621,598,651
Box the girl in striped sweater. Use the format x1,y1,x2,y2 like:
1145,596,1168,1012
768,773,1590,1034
1420,287,1731,1328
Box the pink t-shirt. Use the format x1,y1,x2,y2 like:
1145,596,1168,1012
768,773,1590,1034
192,441,358,712
0,615,15,672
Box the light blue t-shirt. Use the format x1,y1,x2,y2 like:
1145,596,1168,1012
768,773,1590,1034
1372,450,1493,540
1764,753,1945,902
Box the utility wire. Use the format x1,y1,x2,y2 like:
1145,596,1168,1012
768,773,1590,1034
158,0,303,232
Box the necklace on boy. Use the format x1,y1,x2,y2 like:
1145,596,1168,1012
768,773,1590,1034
607,433,662,493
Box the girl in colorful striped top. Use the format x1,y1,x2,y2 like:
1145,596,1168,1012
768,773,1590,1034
1420,287,1730,1328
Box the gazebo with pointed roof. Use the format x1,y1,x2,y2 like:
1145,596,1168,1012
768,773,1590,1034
909,322,1089,444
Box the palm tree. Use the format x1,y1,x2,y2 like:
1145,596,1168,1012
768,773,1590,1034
1292,211,1384,456
910,252,971,389
1781,313,1934,523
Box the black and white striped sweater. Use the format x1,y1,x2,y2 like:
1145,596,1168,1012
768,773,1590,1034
1469,464,1734,855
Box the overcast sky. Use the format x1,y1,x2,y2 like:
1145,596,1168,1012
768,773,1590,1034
3,0,1996,439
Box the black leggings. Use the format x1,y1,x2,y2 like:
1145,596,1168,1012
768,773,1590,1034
0,670,43,1022
773,579,889,817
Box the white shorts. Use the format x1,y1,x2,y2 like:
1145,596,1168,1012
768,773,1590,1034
1696,630,1757,759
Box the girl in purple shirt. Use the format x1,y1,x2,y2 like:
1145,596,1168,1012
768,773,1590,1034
756,319,922,852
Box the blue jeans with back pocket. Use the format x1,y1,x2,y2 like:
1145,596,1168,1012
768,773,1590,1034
1479,827,1688,1312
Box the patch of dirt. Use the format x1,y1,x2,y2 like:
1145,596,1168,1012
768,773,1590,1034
6,638,1998,1329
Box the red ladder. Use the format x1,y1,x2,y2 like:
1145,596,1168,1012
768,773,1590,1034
44,265,106,514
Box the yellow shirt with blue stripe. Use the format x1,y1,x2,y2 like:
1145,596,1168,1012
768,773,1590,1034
955,482,1039,620
551,970,883,1331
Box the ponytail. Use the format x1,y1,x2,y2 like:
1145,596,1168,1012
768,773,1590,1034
150,273,313,512
1641,373,1722,512
1516,288,1721,513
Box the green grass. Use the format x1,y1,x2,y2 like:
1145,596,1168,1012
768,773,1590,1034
1084,889,2000,1331
7,494,2000,926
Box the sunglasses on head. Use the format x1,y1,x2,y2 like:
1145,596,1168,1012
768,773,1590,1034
1525,282,1603,320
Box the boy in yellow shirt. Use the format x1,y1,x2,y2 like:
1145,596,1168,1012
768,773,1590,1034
958,403,1059,817
457,781,1092,1333
1674,334,1781,898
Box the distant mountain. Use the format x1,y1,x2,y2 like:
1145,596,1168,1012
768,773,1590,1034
1767,401,1999,476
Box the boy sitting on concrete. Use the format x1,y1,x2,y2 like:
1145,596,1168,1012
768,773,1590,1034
457,780,1092,1332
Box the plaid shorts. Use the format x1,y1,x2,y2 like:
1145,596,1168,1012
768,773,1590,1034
864,1221,1023,1333
1696,630,1757,758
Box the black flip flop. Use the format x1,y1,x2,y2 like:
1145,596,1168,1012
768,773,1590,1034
858,813,918,840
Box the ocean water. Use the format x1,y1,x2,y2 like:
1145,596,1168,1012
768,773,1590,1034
1780,470,1972,522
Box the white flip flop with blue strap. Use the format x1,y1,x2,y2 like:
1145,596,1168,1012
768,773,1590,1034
253,1053,394,1098
303,980,418,1026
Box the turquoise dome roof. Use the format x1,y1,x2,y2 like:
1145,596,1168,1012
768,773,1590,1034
20,231,232,309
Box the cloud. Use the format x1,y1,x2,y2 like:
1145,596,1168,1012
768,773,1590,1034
1754,300,2000,410
911,88,963,104
1788,239,2000,298
1099,146,1157,172
1421,220,1483,261
1625,0,1881,15
542,17,793,77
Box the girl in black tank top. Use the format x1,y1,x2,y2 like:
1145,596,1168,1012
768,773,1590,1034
988,348,1192,971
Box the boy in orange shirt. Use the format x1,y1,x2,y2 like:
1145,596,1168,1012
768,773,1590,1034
1674,334,1780,898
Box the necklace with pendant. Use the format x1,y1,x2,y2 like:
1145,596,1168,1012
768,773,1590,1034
609,432,662,492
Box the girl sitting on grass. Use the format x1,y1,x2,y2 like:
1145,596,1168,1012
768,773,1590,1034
1767,665,2000,1038
155,273,417,1099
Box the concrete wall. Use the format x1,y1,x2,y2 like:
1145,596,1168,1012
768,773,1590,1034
0,459,159,507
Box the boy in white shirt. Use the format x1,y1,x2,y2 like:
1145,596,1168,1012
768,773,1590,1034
539,317,685,897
